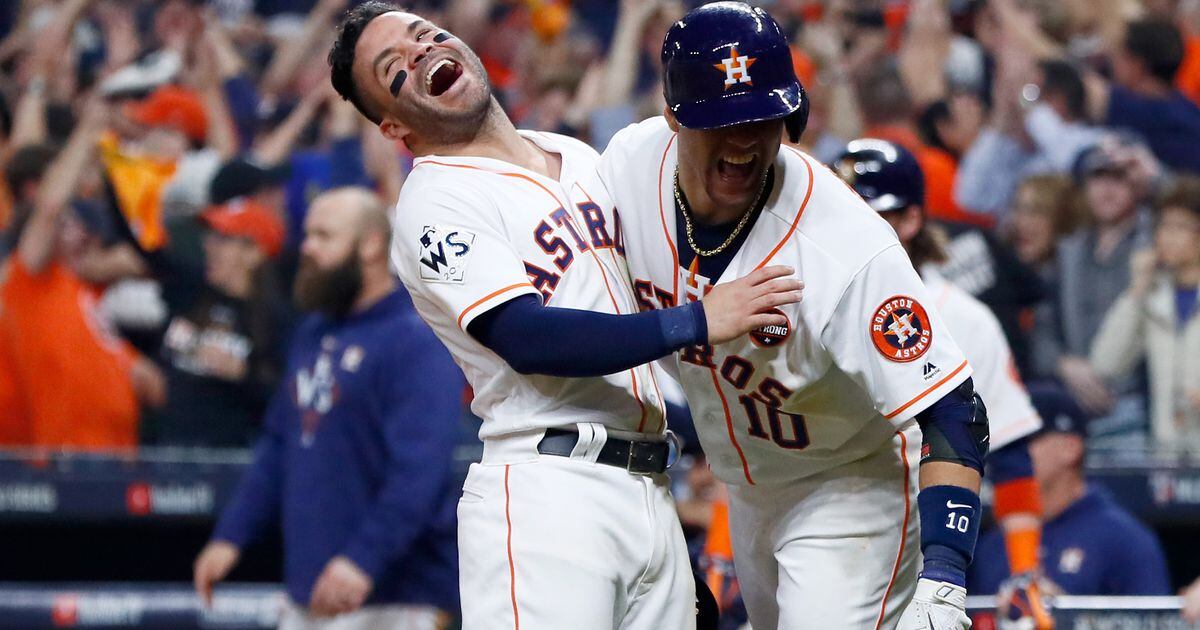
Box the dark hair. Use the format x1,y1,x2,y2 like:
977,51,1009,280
45,103,77,146
1039,59,1086,120
329,1,407,126
1157,175,1200,221
908,222,949,269
4,144,58,201
917,100,951,153
0,93,11,139
1123,18,1185,84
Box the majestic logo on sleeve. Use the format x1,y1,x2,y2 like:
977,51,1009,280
714,46,756,89
870,296,933,362
419,225,476,284
750,308,791,348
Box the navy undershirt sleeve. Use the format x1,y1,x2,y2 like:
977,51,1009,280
468,295,707,377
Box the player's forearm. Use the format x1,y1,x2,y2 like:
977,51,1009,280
918,461,981,492
913,379,989,587
19,116,105,273
990,440,1044,574
212,432,286,548
469,294,706,377
916,465,982,588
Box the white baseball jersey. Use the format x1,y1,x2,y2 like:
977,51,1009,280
591,117,973,486
921,268,1041,449
389,131,666,439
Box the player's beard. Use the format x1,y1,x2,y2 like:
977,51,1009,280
394,47,493,146
293,252,363,319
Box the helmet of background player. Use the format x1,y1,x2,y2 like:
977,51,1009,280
661,1,809,143
832,138,926,213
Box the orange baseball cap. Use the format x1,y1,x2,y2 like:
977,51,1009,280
199,199,285,258
125,85,208,143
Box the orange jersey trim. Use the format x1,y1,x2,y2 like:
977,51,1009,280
656,135,681,303
754,147,815,270
709,366,755,485
883,360,969,420
504,465,520,629
457,283,535,330
875,430,912,629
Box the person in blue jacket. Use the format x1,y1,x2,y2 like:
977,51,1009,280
969,385,1171,597
193,187,463,629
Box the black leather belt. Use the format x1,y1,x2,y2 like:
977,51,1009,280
537,428,671,475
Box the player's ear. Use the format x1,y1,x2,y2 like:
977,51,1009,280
895,206,923,242
664,106,680,132
379,116,411,143
1065,435,1085,470
360,228,387,263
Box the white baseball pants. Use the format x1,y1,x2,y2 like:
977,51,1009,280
457,427,696,630
728,426,922,630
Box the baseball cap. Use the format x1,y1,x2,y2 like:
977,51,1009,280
1072,145,1126,182
124,85,207,143
1027,383,1089,438
209,157,291,206
199,199,285,258
99,50,182,99
1071,132,1149,183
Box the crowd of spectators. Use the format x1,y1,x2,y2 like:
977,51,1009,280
0,0,1199,618
0,0,1195,455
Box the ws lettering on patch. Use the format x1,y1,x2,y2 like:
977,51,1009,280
419,225,476,284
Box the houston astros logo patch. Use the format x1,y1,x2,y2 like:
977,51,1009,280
751,308,791,348
870,296,932,362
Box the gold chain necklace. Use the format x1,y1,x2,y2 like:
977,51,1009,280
674,166,771,258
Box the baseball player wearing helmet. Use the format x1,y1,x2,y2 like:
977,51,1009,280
589,3,990,628
328,3,802,629
835,140,1054,629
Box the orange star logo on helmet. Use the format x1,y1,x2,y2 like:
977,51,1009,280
714,46,756,90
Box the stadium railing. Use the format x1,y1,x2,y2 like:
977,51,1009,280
0,585,1195,629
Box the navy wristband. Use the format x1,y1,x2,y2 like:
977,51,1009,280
918,485,981,587
659,301,708,349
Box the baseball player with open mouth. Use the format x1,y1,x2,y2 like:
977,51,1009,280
328,2,802,628
591,3,990,628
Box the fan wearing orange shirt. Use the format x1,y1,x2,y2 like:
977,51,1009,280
0,97,164,450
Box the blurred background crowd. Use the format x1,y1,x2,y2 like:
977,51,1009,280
1,0,1200,626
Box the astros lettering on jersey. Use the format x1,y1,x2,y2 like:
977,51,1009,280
589,117,974,486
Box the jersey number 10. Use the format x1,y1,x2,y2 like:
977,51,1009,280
738,393,810,450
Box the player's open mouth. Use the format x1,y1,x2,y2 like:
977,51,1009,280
716,154,758,184
426,59,462,97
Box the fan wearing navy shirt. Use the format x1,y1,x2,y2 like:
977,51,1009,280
1084,18,1200,173
969,386,1171,598
194,188,463,630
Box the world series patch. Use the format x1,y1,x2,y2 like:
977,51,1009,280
870,295,932,363
418,225,476,284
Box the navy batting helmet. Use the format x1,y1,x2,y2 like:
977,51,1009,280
832,139,925,212
662,2,808,143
